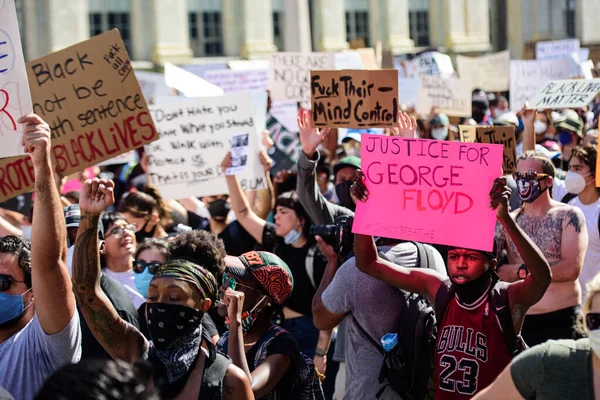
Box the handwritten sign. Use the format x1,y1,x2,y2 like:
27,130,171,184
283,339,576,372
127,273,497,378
527,79,600,110
269,100,299,132
352,135,503,251
404,52,454,78
266,114,301,174
310,70,398,128
459,125,517,173
456,51,510,92
536,39,580,60
0,29,157,203
0,0,33,158
204,69,268,93
146,93,265,199
416,76,472,117
509,59,572,111
268,52,334,103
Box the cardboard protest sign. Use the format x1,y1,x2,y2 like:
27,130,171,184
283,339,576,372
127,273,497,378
509,59,572,111
310,69,398,128
146,93,265,199
204,69,268,93
268,52,334,103
456,51,510,92
416,76,472,117
266,114,301,174
405,52,454,78
352,135,503,251
527,79,600,110
536,39,580,60
459,125,517,173
0,0,33,158
0,29,158,202
164,62,224,98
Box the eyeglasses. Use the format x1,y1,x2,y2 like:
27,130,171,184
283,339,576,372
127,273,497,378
105,223,137,239
133,260,162,275
586,313,600,331
512,171,549,182
222,272,263,293
0,274,26,292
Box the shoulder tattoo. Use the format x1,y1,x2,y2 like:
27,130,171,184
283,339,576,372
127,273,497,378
566,209,584,233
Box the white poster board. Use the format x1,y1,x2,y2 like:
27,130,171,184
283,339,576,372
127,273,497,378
404,52,455,78
456,50,510,92
204,69,268,93
527,79,600,110
0,0,32,158
334,52,364,70
536,39,580,60
416,76,472,117
509,59,573,111
270,100,299,132
164,62,224,98
398,77,420,108
268,52,334,103
147,93,265,199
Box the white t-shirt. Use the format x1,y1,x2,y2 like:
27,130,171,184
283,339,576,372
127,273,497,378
102,268,145,309
0,313,81,400
568,196,600,299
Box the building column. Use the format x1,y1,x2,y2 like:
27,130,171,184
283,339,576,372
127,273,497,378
432,0,491,54
283,0,312,52
151,0,193,65
381,0,414,54
312,0,349,52
45,0,89,53
130,0,153,61
577,0,600,44
222,0,241,57
240,0,277,59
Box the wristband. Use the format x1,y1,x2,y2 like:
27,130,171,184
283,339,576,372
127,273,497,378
315,348,327,357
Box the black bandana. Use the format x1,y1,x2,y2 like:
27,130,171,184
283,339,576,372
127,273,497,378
454,269,497,305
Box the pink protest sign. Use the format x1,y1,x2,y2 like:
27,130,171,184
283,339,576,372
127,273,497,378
352,135,503,251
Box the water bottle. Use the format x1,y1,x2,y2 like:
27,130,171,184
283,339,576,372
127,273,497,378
381,333,398,352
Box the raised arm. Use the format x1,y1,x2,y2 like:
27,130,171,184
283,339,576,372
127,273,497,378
72,178,147,363
23,114,73,334
252,151,275,220
521,107,536,153
221,152,267,243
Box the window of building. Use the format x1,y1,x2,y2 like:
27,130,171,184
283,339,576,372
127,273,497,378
88,0,132,53
188,0,224,56
273,11,283,50
346,11,370,46
565,0,576,38
409,0,429,47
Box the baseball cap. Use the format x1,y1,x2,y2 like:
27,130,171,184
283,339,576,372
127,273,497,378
494,112,519,126
225,251,293,305
431,113,449,126
333,156,361,176
472,90,490,109
341,132,362,143
64,204,81,228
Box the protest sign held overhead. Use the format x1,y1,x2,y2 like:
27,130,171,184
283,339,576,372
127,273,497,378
416,76,472,117
164,62,224,98
204,69,268,93
527,79,600,110
352,135,503,251
146,93,265,199
403,52,454,78
310,69,398,128
269,100,299,132
456,51,510,92
536,38,580,60
509,59,572,111
268,52,334,103
266,114,301,174
459,125,517,173
0,0,33,158
0,29,157,202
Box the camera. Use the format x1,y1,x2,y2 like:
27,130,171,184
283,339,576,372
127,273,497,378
310,215,354,258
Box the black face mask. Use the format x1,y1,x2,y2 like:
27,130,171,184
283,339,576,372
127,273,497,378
208,199,231,221
335,181,355,211
135,221,156,244
453,268,496,304
472,110,485,123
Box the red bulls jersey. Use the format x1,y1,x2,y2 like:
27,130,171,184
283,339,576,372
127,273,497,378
434,290,512,400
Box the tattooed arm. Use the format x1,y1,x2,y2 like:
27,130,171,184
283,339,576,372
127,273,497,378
72,179,148,363
548,207,587,282
223,365,255,400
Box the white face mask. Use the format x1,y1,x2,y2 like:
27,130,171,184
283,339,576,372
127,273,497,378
565,171,591,194
534,120,547,135
20,225,32,240
493,108,507,119
589,329,600,357
431,127,449,140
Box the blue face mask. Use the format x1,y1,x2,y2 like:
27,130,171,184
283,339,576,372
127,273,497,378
134,268,154,298
0,288,32,325
283,227,302,245
558,131,574,145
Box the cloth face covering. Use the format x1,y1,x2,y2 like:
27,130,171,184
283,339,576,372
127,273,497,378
517,178,547,203
0,288,32,325
336,180,356,211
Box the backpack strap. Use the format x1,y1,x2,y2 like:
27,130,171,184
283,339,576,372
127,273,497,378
560,193,577,204
434,279,454,323
411,241,435,270
352,315,384,355
305,245,317,289
489,281,526,357
200,344,232,400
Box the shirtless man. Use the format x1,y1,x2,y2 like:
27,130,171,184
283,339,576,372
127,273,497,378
496,151,587,346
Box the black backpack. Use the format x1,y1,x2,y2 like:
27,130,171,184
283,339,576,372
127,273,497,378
353,242,439,400
434,279,528,357
561,193,600,236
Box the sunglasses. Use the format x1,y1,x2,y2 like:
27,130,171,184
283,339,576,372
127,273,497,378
587,313,600,331
222,272,263,293
106,223,137,239
133,260,162,275
0,274,26,292
512,171,549,182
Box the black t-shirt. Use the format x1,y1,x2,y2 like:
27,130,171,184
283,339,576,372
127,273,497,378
188,212,256,256
80,274,140,359
137,302,219,340
260,222,327,317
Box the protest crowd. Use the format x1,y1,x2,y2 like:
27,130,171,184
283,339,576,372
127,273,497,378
4,5,600,400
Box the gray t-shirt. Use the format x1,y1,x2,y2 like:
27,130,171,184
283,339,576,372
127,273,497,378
512,338,595,400
0,313,82,400
322,243,446,400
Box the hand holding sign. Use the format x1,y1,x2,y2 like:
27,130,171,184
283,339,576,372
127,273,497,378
298,109,330,157
388,111,417,138
19,114,50,168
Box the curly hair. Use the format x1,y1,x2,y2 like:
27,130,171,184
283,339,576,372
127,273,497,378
168,230,227,277
0,235,32,288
